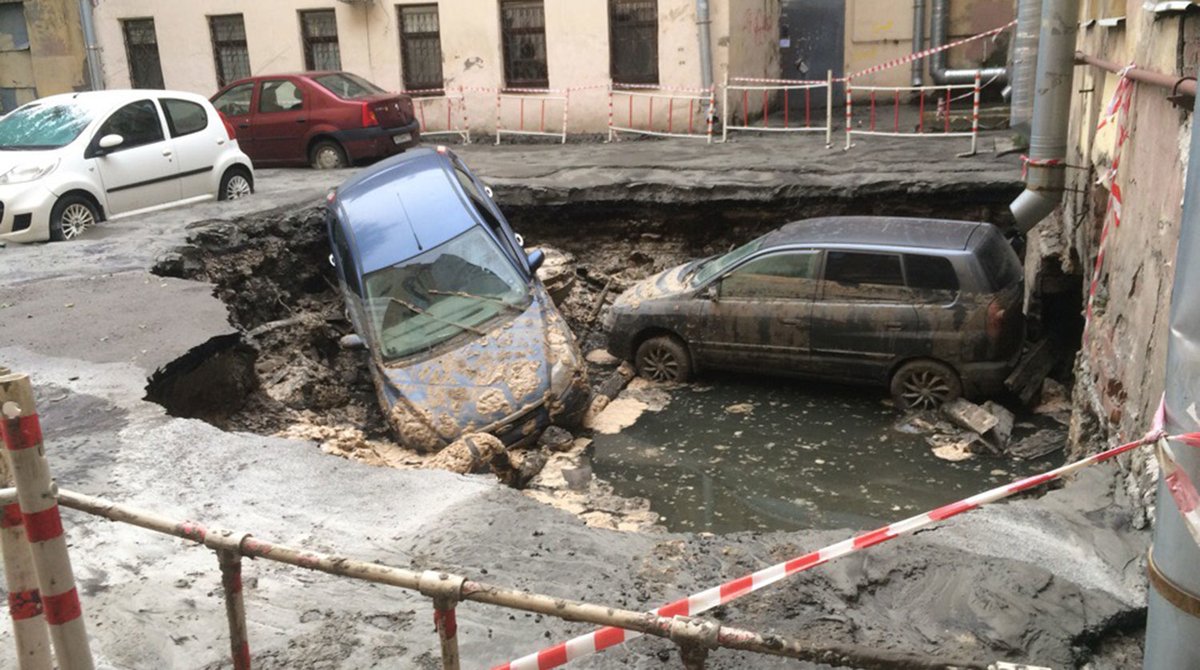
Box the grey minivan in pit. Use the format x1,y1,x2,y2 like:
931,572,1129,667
604,216,1025,410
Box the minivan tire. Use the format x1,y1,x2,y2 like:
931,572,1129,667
890,360,962,411
310,140,348,170
219,166,254,200
49,194,99,242
635,336,692,383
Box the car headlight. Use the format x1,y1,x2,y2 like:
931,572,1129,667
0,158,60,185
550,360,576,397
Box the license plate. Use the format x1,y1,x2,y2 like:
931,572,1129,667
392,133,412,145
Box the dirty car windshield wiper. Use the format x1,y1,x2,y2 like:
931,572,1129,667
426,289,524,313
389,297,487,336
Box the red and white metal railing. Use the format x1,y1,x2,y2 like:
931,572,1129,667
495,88,569,145
608,83,716,143
722,73,834,146
403,88,471,145
844,71,982,155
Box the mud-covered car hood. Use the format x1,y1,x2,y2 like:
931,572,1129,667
610,260,700,312
378,286,580,451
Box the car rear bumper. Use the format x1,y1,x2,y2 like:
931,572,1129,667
0,184,56,244
959,356,1018,398
332,119,422,163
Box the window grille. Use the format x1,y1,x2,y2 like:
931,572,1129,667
301,9,342,71
121,18,165,89
400,4,444,91
209,14,250,88
609,0,658,84
500,0,548,89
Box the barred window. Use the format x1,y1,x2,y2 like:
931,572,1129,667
121,19,165,89
301,9,341,71
399,4,444,91
500,0,548,89
609,0,658,84
209,14,250,88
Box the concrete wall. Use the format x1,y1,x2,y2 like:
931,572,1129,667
0,0,87,112
91,0,779,134
1026,3,1196,522
845,0,1014,87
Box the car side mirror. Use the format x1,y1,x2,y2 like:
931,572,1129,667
704,284,719,301
99,134,124,150
339,333,366,350
527,248,545,272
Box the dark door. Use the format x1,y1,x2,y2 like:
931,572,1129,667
251,78,309,164
689,250,821,372
780,0,844,112
808,250,920,382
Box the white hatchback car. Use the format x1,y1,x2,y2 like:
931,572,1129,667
0,89,255,243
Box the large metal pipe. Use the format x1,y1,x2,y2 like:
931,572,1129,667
929,0,1008,86
1009,0,1043,137
911,0,926,86
695,0,714,89
1009,0,1080,232
78,0,104,90
1076,51,1197,99
1144,68,1200,670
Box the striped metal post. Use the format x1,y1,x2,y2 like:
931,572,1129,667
971,70,981,155
0,374,93,670
607,81,614,142
844,78,853,151
419,571,465,670
494,92,502,145
721,75,729,142
561,91,569,144
826,70,834,147
0,446,51,669
459,87,471,145
217,549,250,670
705,86,715,144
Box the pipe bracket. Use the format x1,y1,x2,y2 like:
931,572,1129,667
1148,548,1200,619
419,570,467,610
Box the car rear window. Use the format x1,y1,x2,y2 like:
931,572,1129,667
824,251,904,286
161,99,208,137
975,231,1023,291
313,73,385,99
213,82,254,117
903,254,959,291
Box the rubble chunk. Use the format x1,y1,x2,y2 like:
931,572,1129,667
1005,340,1055,406
585,349,620,366
941,398,998,435
1008,429,1067,460
422,433,505,474
538,425,575,452
981,400,1015,451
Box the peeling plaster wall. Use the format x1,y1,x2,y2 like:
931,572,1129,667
91,0,778,134
0,0,87,110
844,0,1013,88
1026,3,1196,522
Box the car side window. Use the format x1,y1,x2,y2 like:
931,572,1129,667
213,82,255,117
160,99,209,137
452,164,522,261
720,251,820,300
330,219,362,297
259,80,304,113
903,254,959,303
95,100,165,151
821,250,909,303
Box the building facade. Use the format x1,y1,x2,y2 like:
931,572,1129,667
0,0,89,113
90,0,781,133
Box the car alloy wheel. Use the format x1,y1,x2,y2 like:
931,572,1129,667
60,203,95,240
225,175,252,199
635,336,691,383
891,360,962,411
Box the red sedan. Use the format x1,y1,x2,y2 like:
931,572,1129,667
211,71,420,169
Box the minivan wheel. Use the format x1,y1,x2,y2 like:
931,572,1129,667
890,360,962,411
219,166,253,201
635,336,692,383
310,140,348,170
49,195,98,242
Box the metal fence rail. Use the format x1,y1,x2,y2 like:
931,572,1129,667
404,88,471,144
844,72,982,155
722,74,834,146
495,89,569,145
608,84,715,143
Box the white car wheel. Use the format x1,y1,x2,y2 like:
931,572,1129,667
225,174,252,199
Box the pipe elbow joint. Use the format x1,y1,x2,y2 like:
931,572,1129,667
1010,188,1062,233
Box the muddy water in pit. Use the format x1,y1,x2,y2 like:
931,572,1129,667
591,375,1063,534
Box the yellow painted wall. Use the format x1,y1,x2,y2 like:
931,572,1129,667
0,0,87,109
93,0,778,133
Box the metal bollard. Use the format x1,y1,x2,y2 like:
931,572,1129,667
419,570,466,670
0,373,94,669
217,549,251,670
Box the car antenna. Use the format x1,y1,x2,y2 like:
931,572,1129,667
395,193,423,251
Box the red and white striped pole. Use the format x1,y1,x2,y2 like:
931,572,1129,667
705,85,715,144
844,77,853,151
0,374,93,670
494,91,503,146
561,91,570,144
970,70,981,155
459,86,472,145
607,81,615,143
0,451,52,669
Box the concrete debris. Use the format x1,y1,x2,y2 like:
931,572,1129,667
1008,428,1068,460
584,349,620,366
941,398,999,435
594,361,635,400
525,437,661,532
537,425,575,452
491,446,549,490
1034,377,1072,421
422,432,506,474
533,246,576,306
981,400,1016,451
1005,339,1055,406
724,402,754,415
931,441,976,462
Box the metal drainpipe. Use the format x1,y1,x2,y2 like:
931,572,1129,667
78,0,104,90
1008,0,1080,232
911,0,926,87
929,0,1007,86
1008,0,1043,138
695,0,713,89
1144,70,1200,670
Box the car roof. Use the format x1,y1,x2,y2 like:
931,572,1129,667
222,71,346,85
333,148,481,274
29,89,211,109
761,216,988,251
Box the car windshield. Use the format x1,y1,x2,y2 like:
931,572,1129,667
313,73,385,99
691,237,767,285
363,227,531,361
0,102,93,150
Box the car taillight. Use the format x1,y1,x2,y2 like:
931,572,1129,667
361,103,379,127
987,299,1005,343
218,112,237,141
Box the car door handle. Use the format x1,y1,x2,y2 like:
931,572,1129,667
238,123,250,129
162,150,173,157
296,118,308,123
884,322,904,331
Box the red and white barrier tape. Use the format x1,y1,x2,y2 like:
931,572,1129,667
1085,66,1137,327
1151,399,1200,546
730,76,828,86
496,420,1200,670
846,20,1015,80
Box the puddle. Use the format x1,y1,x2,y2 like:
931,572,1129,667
591,374,1064,533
